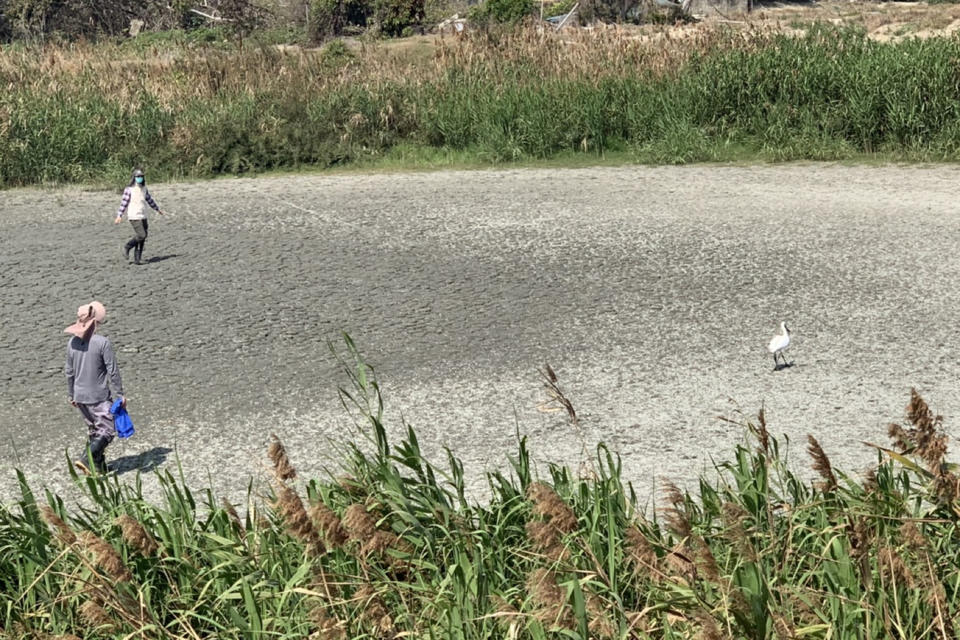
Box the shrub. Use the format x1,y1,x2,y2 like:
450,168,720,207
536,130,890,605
469,0,535,24
373,0,425,36
308,0,369,41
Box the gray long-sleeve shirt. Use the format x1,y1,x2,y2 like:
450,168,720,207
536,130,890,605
65,334,124,404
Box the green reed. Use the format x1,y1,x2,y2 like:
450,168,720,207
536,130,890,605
3,25,960,187
3,335,960,638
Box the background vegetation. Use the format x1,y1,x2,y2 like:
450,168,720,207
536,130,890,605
3,340,960,639
3,23,960,187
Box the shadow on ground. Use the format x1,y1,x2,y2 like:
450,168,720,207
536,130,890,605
145,254,179,264
109,446,173,475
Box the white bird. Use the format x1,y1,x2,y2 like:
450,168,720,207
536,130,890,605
768,321,791,370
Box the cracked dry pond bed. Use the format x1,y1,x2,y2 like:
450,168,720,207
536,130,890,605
2,164,959,507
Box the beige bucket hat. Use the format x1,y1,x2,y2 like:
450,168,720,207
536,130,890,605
65,301,106,339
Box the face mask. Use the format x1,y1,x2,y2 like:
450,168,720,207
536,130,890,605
135,176,144,185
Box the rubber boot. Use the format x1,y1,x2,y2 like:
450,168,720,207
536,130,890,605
89,436,111,474
123,239,137,262
74,435,97,475
134,246,143,265
75,436,111,475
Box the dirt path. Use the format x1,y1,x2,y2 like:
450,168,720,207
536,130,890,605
2,164,959,506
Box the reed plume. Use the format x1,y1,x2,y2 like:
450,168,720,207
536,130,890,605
308,603,347,640
356,585,395,635
40,505,76,546
115,514,159,557
309,499,348,548
268,433,297,481
526,568,573,629
806,435,837,492
624,524,661,585
527,482,578,534
342,503,377,541
525,520,568,563
78,599,114,630
221,497,246,539
77,531,133,582
661,481,692,541
693,608,722,640
273,483,324,556
900,521,927,551
889,390,958,502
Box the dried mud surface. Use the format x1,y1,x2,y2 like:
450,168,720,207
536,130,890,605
2,164,959,507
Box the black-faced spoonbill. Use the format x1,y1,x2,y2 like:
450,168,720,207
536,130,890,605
768,322,791,370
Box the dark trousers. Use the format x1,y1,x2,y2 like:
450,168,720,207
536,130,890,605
125,219,149,254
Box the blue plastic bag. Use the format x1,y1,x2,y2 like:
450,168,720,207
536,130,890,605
110,398,135,439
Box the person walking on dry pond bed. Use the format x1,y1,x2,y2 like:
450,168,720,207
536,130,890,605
64,301,126,474
115,168,166,265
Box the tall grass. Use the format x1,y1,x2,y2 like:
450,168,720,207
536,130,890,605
3,24,960,186
3,336,960,638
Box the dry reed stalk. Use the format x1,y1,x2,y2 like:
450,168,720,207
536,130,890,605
527,482,578,533
925,575,952,639
77,531,133,582
115,514,159,557
273,482,324,556
806,436,837,492
773,614,796,640
40,505,77,546
585,591,616,639
490,594,520,630
268,433,297,481
309,499,348,548
878,546,915,588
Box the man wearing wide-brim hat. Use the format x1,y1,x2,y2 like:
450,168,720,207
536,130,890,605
64,301,126,474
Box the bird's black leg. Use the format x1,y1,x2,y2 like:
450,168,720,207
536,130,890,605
773,354,780,370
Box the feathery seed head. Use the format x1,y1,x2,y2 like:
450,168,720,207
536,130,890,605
79,599,114,630
115,514,159,557
268,433,297,481
40,505,76,546
342,503,377,541
309,499,348,548
77,531,133,582
806,435,837,492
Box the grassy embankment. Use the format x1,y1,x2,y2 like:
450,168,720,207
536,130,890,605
3,23,960,188
3,339,960,639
